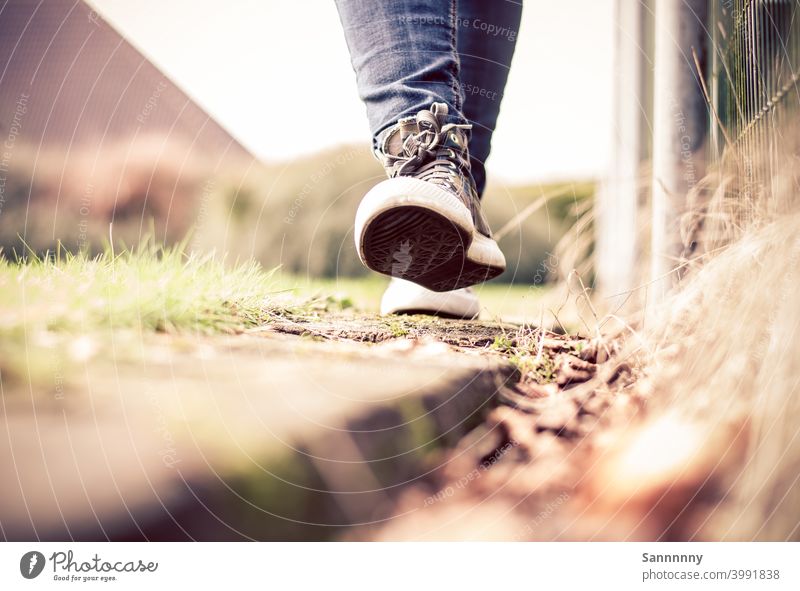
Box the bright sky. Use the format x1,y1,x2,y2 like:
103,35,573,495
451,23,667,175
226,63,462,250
89,0,614,184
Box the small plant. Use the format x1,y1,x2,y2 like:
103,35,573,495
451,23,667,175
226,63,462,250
489,327,566,384
491,334,514,353
385,319,410,338
507,351,557,384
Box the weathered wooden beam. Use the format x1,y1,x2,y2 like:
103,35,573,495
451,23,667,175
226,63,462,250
0,331,514,540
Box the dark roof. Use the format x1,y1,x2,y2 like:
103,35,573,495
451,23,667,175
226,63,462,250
0,0,253,161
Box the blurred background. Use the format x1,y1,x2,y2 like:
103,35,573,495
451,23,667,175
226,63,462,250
0,0,610,289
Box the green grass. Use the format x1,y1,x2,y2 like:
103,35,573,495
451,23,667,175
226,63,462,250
0,242,302,387
490,329,561,384
0,242,552,346
0,242,286,336
0,240,563,392
269,272,552,322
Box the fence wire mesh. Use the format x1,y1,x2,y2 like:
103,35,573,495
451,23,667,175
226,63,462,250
712,0,800,199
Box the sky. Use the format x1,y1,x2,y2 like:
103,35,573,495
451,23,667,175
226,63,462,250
89,0,614,184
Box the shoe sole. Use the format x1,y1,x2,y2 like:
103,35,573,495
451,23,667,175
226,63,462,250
355,177,506,292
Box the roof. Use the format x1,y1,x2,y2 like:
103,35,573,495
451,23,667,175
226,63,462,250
0,0,253,161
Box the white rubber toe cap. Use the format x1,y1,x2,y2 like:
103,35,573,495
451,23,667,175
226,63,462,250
380,278,480,319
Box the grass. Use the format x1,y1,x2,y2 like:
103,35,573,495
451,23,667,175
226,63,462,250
0,242,285,336
0,242,296,386
491,330,560,384
0,240,569,393
269,272,556,323
0,240,562,353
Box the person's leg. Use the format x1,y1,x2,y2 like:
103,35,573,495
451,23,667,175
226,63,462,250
456,0,522,196
334,0,468,147
335,0,508,295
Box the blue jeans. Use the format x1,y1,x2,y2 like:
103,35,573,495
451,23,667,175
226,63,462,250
334,0,522,197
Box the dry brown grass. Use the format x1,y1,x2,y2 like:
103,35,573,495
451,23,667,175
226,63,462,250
576,132,800,540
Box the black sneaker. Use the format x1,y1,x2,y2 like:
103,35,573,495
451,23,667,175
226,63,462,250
354,103,506,292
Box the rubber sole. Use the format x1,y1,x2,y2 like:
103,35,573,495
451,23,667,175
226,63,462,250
355,177,506,292
361,205,504,292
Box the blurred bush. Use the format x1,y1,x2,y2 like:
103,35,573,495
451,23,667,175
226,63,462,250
0,137,593,285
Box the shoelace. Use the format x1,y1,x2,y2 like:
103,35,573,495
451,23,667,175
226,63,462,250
385,106,473,195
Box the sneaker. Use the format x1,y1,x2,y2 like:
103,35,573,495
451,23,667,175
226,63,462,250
380,278,480,319
354,103,506,292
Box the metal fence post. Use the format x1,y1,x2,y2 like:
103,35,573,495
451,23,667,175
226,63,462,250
650,0,710,301
595,0,648,306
